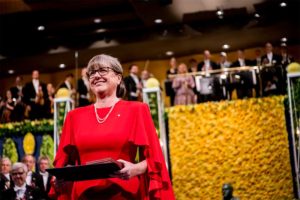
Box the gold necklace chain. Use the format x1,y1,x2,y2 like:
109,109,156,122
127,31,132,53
94,99,119,124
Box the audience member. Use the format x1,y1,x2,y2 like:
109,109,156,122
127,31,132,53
22,70,48,119
172,63,196,105
140,69,150,88
231,50,254,99
0,90,16,123
77,68,91,107
231,50,252,67
10,76,26,121
261,42,281,66
218,52,231,69
188,58,198,73
197,50,219,71
261,42,283,95
166,57,178,106
280,44,294,68
58,73,76,98
22,155,44,192
45,83,55,118
38,156,53,200
2,162,42,200
10,76,23,101
252,48,262,66
0,157,13,192
124,64,142,101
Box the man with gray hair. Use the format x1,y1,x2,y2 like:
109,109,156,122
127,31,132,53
0,157,14,192
2,162,42,199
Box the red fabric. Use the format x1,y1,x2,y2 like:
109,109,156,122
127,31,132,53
49,100,175,200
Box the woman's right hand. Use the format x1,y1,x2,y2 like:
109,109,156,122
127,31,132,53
51,176,73,194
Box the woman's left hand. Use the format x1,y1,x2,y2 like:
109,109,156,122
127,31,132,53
111,159,147,180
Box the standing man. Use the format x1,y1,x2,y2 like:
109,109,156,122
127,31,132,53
124,64,142,101
22,70,48,119
22,154,44,192
38,156,53,200
197,50,219,72
261,42,281,66
0,157,13,192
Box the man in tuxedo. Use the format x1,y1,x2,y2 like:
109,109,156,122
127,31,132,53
22,70,48,119
0,157,14,192
10,76,26,121
261,42,283,95
38,156,53,200
261,42,281,66
59,73,76,97
231,50,254,99
124,64,142,101
77,68,91,107
197,50,219,71
22,155,45,192
2,162,42,200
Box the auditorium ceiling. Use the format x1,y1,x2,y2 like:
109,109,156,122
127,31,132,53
0,0,299,76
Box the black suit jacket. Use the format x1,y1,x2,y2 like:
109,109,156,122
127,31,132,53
0,174,14,192
261,53,282,66
38,172,53,200
197,60,219,71
22,81,47,106
10,86,23,100
230,59,253,67
2,185,43,200
29,172,45,192
124,75,140,100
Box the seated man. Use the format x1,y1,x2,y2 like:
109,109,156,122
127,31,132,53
2,162,42,200
0,157,14,192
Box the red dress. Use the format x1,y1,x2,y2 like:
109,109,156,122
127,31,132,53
50,100,175,200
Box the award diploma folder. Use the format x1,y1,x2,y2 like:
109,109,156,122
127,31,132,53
46,158,123,181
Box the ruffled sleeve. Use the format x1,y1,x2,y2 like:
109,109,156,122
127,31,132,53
48,112,74,200
129,103,175,200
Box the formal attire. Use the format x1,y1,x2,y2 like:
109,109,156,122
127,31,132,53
39,171,53,200
26,171,45,192
2,184,43,200
166,69,177,106
230,59,255,99
197,60,219,71
261,53,282,66
0,173,14,192
124,74,141,101
10,85,26,121
261,53,283,95
50,101,175,200
172,75,196,105
22,80,48,119
77,78,90,107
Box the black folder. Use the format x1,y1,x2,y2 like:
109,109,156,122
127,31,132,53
46,158,123,181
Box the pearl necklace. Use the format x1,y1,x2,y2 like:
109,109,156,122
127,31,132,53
94,99,119,124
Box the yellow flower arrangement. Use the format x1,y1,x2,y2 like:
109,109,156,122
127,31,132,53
168,96,293,199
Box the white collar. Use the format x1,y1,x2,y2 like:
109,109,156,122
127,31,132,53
14,183,26,191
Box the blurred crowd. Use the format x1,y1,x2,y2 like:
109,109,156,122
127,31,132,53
0,156,53,199
165,42,295,106
0,66,154,123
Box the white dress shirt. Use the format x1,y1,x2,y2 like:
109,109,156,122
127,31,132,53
14,183,26,199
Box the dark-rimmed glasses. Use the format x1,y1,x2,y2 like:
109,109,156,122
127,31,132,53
11,171,25,176
87,67,114,79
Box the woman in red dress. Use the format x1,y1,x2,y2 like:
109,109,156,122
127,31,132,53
50,54,175,200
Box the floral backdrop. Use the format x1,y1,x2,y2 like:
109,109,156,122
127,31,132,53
168,96,293,199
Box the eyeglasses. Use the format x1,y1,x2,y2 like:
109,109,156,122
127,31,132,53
12,171,25,176
88,67,114,79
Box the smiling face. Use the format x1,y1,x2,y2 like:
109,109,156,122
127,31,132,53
87,55,123,98
11,167,27,187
